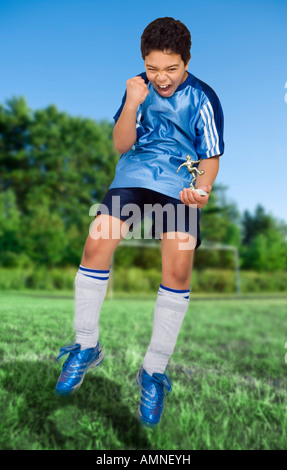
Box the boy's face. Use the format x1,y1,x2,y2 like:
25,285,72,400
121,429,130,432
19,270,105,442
144,50,190,98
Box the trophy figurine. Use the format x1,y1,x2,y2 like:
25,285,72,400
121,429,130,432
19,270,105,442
177,155,208,196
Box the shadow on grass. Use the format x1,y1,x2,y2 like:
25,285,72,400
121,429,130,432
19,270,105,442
1,360,150,450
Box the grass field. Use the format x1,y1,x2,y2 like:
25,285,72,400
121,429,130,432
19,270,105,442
1,290,287,450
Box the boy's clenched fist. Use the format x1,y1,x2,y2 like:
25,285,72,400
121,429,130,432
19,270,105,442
126,76,149,108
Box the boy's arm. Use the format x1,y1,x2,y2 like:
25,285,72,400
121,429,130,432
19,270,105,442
113,76,149,154
195,156,219,187
179,156,219,209
113,102,138,154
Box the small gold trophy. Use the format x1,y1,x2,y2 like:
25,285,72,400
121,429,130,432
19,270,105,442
177,155,208,196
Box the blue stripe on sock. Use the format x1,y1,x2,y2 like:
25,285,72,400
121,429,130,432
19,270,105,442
159,284,190,294
82,273,110,281
79,265,110,274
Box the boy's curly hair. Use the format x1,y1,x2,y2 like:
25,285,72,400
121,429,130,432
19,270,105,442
141,17,191,65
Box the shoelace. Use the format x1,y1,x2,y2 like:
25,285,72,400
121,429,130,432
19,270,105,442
141,371,172,403
153,373,172,393
56,344,81,367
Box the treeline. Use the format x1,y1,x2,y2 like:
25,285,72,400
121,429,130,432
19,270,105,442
0,97,286,272
0,97,118,267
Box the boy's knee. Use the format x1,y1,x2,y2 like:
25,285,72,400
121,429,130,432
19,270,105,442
82,236,113,267
83,237,101,262
165,261,191,286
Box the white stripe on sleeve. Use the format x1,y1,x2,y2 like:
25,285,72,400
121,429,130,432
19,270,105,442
200,101,220,158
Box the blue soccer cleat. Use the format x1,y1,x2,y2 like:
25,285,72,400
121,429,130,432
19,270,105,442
55,343,103,396
136,367,172,427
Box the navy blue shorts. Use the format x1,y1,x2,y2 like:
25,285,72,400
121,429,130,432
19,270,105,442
96,187,201,249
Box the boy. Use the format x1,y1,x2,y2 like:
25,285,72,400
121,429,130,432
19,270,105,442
55,17,224,427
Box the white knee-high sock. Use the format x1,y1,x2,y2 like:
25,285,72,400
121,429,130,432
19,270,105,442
74,265,110,350
143,284,190,376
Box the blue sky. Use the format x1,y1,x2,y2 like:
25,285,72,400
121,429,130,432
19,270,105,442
1,0,287,223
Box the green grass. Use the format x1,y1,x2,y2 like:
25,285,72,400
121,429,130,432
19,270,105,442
1,290,287,450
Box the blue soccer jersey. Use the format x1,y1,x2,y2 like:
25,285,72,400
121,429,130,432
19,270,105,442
110,72,224,200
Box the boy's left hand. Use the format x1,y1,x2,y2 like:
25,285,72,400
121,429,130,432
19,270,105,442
179,185,212,209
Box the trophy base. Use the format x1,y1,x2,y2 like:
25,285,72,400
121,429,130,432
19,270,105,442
192,188,208,196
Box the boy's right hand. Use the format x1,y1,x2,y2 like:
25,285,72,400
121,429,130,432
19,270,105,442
126,76,149,108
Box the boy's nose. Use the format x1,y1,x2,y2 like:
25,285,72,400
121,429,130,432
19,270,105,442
156,72,168,82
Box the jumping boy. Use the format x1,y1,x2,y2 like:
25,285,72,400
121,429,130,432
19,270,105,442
55,17,224,427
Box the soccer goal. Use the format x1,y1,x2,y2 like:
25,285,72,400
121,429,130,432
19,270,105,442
107,240,241,299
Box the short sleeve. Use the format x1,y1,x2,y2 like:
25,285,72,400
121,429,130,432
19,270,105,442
195,92,224,159
113,72,148,124
113,91,127,124
113,92,145,142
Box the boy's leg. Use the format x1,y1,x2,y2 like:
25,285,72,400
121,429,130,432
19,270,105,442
73,187,147,351
137,232,194,425
74,214,127,349
55,214,127,395
142,232,194,375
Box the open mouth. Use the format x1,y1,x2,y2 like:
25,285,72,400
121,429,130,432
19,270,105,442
157,84,172,95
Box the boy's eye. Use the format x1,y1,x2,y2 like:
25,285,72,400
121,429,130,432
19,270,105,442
146,68,177,72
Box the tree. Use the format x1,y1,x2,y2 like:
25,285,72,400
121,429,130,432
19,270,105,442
240,205,287,270
0,189,24,266
0,97,119,266
195,184,242,269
